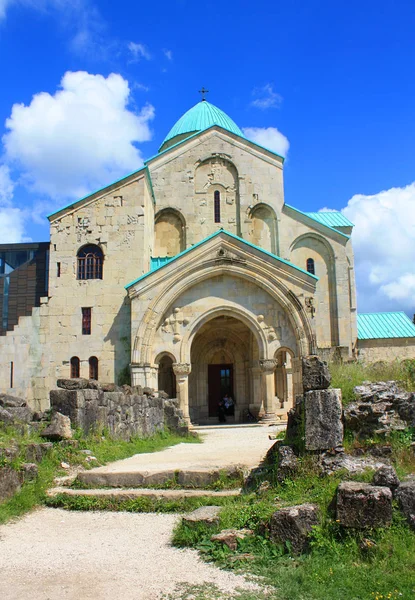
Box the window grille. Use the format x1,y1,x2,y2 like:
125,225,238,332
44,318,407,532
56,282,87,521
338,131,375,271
82,307,91,335
77,245,103,280
214,191,221,223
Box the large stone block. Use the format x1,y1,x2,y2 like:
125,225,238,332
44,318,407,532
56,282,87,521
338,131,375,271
50,389,80,422
57,378,89,390
269,503,320,554
395,481,415,530
336,482,392,528
304,388,343,451
302,356,331,391
0,467,21,503
41,412,72,441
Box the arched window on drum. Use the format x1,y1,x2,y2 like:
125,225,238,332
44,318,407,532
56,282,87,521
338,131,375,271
306,258,315,275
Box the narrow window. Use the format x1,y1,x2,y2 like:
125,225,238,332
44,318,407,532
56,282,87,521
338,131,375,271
89,356,99,380
82,307,91,335
70,356,80,378
10,361,13,388
214,190,221,223
306,258,315,275
57,262,61,277
77,245,103,280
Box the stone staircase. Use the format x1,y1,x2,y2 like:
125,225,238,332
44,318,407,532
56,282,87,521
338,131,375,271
47,424,284,506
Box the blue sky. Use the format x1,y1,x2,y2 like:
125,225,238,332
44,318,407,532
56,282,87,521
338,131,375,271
0,0,415,313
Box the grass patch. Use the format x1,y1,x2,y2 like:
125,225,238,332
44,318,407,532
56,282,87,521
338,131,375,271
172,434,415,600
0,427,197,524
45,492,233,513
329,359,415,405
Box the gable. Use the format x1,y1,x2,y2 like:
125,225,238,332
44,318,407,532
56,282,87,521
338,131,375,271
126,230,318,294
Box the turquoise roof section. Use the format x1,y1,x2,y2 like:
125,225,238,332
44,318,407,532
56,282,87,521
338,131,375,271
126,229,318,289
357,312,415,340
284,204,350,239
150,256,172,270
305,211,354,228
160,100,245,151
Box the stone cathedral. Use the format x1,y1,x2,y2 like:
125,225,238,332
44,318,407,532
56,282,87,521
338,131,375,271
1,99,415,423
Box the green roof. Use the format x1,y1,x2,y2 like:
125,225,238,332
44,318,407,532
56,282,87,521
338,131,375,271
126,229,318,289
284,204,350,239
160,100,244,151
305,211,354,228
357,312,415,340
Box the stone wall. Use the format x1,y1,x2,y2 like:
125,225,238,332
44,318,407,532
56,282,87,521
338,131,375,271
49,387,188,440
357,338,415,362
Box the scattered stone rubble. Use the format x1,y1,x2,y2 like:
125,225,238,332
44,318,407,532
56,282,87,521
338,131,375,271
344,380,415,437
261,357,415,554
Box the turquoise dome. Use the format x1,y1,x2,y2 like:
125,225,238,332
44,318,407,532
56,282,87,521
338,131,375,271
159,100,244,152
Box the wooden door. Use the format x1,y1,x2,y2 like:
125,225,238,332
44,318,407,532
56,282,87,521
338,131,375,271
208,364,233,417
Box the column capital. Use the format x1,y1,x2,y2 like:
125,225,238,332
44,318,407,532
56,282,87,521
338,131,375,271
259,358,277,373
173,362,191,377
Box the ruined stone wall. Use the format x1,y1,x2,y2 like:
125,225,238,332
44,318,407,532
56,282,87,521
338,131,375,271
49,388,187,440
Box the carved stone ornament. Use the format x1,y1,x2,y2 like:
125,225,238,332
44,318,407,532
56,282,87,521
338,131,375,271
172,363,191,376
257,314,280,342
161,307,190,343
259,359,277,373
305,297,316,317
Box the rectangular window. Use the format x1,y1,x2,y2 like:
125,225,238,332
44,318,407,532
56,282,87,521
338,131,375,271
57,262,61,277
10,361,13,388
82,307,92,335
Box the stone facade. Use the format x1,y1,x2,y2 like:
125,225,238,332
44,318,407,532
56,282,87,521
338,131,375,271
2,99,405,423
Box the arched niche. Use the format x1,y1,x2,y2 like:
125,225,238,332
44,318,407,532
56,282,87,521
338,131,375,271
154,208,185,257
249,203,277,254
290,234,339,347
155,352,176,398
194,157,240,235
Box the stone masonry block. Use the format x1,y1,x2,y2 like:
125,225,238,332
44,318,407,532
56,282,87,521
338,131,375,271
336,482,392,528
304,388,343,451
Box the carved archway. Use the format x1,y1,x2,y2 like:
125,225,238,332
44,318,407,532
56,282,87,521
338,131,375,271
132,265,314,367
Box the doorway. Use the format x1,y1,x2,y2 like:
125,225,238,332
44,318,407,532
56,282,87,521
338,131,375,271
208,364,233,417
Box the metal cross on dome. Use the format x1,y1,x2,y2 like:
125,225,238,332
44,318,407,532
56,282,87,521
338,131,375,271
198,87,209,100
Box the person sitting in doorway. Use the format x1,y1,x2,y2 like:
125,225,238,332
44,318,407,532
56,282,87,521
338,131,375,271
218,397,227,423
223,393,235,416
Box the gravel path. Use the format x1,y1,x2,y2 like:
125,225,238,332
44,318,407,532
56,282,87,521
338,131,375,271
0,508,264,600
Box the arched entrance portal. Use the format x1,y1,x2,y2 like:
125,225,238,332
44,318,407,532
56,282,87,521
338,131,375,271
189,315,261,424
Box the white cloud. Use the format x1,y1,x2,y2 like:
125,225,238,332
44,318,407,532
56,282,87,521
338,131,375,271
242,126,289,157
340,182,415,312
0,165,26,242
128,42,151,62
251,84,282,110
3,71,155,201
0,0,106,56
0,208,26,242
163,49,173,61
0,165,14,205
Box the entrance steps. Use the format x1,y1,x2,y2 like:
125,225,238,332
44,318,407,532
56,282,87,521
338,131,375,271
75,465,245,489
47,486,241,501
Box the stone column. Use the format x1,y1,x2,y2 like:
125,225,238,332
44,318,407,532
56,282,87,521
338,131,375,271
173,363,191,424
259,359,277,423
130,363,146,387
